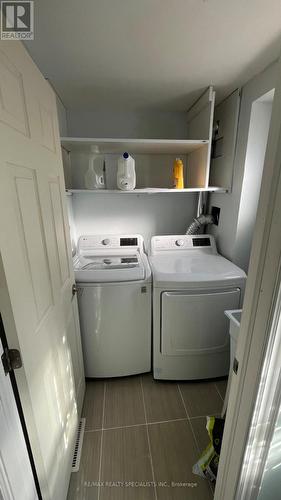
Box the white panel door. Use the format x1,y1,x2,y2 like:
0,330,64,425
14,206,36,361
0,339,37,500
161,288,240,355
0,41,84,500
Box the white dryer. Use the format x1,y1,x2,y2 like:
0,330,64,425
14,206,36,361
149,234,246,380
74,234,151,378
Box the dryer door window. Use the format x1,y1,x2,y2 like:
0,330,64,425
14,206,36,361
161,288,240,356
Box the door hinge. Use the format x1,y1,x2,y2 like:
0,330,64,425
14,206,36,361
233,357,239,375
1,348,22,375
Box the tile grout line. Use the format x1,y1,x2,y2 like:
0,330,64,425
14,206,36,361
177,383,190,419
97,381,106,500
85,428,104,433
214,382,225,403
140,376,158,500
190,413,221,421
84,417,190,433
177,383,201,453
178,384,214,498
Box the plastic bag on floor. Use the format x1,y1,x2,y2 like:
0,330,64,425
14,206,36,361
192,416,225,482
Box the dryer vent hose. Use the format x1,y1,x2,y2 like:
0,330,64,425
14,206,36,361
186,214,215,235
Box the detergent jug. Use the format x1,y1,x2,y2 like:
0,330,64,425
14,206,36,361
84,146,106,189
117,152,136,191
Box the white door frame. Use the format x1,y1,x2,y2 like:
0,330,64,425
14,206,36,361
215,50,281,499
237,279,281,498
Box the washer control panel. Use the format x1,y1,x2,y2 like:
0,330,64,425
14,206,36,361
78,234,143,253
151,235,217,254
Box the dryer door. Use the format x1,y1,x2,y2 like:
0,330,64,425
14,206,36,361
161,288,240,355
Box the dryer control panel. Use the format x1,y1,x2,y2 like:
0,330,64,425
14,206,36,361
151,234,217,254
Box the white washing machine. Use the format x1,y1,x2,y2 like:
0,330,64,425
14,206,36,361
149,234,246,380
74,234,151,378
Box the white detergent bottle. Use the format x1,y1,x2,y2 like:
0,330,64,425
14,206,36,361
84,146,105,189
117,152,136,191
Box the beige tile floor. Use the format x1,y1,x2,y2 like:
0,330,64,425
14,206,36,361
67,374,227,500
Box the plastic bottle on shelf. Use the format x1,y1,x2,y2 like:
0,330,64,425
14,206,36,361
84,146,106,189
173,158,184,189
117,152,136,191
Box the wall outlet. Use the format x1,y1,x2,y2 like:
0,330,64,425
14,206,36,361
211,206,220,226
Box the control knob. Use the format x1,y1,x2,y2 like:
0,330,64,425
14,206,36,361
102,238,110,246
175,239,185,247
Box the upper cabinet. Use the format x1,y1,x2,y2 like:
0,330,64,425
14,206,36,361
209,89,241,191
61,86,239,194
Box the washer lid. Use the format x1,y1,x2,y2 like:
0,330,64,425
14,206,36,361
149,253,247,287
73,253,146,282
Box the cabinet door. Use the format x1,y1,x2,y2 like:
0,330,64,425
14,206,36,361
210,88,241,190
161,289,240,355
187,86,216,188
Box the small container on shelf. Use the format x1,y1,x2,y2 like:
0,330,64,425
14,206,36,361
84,146,106,190
173,158,184,189
117,152,136,191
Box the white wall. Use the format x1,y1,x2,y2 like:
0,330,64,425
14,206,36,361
67,110,188,139
70,192,197,252
208,61,277,271
234,95,273,271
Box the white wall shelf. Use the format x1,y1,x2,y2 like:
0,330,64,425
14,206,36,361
60,87,228,191
66,187,227,195
61,137,208,155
